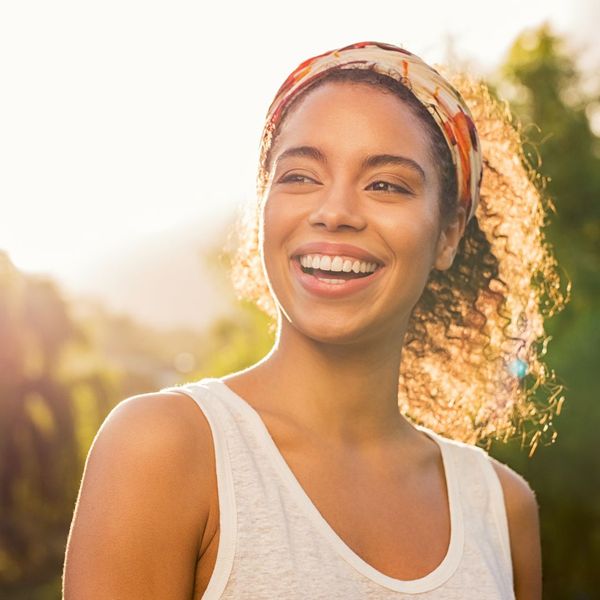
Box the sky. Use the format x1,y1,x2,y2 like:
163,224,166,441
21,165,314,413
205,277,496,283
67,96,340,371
1,0,597,294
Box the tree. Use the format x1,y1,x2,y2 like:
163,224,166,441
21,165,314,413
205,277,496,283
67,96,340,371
0,251,83,594
488,23,600,599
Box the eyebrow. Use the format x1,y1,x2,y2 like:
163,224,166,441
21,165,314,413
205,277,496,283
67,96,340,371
275,145,426,183
276,145,327,165
362,153,426,183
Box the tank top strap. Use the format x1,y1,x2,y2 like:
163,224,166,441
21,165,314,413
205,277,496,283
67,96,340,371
428,433,514,590
471,445,513,582
159,378,238,599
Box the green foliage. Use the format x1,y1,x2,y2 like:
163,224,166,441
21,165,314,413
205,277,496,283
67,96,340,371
0,251,98,596
192,299,275,379
497,22,600,313
486,22,600,599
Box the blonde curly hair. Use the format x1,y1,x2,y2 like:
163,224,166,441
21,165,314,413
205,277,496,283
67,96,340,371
227,64,570,454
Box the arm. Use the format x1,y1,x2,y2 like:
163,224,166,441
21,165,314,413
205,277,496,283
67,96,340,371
62,392,214,599
491,458,542,600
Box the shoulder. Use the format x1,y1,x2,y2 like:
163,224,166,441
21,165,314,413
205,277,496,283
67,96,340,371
109,389,214,453
490,456,542,600
434,433,538,518
431,433,542,598
94,390,215,483
82,388,217,529
489,457,538,520
63,390,216,598
99,389,218,505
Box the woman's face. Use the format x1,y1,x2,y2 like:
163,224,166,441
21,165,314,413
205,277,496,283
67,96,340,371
261,81,464,345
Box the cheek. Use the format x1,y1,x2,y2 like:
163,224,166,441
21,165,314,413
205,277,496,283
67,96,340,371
379,210,439,288
260,195,294,277
261,193,304,247
260,196,282,252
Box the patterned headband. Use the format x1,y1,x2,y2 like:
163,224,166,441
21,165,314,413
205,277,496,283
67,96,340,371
263,41,483,223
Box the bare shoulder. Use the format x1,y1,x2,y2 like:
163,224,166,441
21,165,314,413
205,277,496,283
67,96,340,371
93,390,216,500
490,457,539,517
110,390,215,462
490,456,542,600
63,390,215,599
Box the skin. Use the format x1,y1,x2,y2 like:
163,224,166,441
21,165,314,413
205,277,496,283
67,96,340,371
62,82,542,599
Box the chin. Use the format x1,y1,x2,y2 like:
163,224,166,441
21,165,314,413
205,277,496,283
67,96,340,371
286,312,375,345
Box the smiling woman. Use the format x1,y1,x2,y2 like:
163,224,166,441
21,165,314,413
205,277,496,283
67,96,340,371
63,41,567,600
236,44,566,449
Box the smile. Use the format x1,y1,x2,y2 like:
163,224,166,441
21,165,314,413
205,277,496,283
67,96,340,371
291,257,385,298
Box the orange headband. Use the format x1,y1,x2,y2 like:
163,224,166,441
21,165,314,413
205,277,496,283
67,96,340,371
263,41,483,223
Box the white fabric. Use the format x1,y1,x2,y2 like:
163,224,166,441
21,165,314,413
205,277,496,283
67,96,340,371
160,377,514,599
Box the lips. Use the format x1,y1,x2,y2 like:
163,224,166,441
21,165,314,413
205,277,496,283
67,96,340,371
291,241,385,266
291,253,384,298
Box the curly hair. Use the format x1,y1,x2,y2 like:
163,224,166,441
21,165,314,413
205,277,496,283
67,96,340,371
227,65,570,454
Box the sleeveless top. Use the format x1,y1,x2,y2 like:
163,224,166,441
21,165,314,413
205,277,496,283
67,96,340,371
159,377,515,599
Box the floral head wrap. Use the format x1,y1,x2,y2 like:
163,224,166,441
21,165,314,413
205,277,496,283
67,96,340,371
263,41,484,223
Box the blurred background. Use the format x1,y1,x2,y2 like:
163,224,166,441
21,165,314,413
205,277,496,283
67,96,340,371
1,1,598,598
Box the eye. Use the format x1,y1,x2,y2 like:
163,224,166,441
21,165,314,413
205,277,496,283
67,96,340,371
366,180,413,194
277,173,320,185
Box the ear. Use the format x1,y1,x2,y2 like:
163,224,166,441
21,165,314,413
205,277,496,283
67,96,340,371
433,206,467,271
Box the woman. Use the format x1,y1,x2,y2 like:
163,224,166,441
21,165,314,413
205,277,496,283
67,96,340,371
63,41,566,599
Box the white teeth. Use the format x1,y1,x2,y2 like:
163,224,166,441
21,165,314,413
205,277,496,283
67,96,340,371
331,256,343,271
314,276,348,285
299,254,378,273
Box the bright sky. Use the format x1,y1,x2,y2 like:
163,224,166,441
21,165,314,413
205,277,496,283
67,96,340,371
1,0,595,288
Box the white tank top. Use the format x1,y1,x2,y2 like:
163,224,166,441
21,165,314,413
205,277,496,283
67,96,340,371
160,377,515,599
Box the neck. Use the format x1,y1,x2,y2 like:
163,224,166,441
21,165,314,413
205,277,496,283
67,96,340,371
238,318,415,447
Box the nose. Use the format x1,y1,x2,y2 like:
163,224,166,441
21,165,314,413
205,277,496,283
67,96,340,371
307,181,367,231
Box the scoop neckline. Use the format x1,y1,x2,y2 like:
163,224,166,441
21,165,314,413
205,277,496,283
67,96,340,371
202,376,464,594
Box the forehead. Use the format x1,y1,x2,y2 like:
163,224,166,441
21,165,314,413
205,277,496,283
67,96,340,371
272,81,432,164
